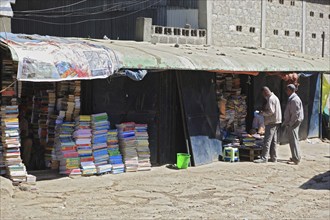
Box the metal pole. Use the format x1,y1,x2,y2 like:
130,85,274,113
321,31,325,57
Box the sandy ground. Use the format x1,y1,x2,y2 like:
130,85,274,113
0,140,329,220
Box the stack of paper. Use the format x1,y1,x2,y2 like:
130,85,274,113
91,113,110,173
135,124,151,171
81,161,96,176
117,122,138,172
56,122,80,175
74,115,93,164
107,129,125,174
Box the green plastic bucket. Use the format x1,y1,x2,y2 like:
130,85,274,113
177,153,191,169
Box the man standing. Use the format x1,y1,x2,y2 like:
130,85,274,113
283,84,304,165
254,87,282,163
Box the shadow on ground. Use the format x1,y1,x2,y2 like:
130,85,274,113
300,171,330,190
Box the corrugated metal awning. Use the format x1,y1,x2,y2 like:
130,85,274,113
0,33,329,82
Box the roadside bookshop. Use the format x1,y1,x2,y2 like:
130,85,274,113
0,33,327,183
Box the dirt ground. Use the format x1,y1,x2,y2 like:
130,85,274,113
1,140,329,220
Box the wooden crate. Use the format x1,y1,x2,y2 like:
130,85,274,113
239,147,262,162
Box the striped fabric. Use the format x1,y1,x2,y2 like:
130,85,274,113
0,0,15,17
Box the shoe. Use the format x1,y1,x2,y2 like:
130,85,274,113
269,158,277,163
254,158,267,163
287,160,300,165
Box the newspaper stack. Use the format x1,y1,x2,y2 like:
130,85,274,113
73,115,94,165
57,122,80,175
117,122,138,172
91,113,110,173
135,124,151,171
7,164,27,182
107,129,124,174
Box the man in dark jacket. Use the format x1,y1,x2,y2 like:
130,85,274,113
283,84,304,165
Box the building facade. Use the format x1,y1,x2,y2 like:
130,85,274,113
205,0,330,57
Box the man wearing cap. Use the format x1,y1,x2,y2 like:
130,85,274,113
283,84,304,165
254,87,282,163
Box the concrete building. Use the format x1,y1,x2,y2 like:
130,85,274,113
201,0,330,57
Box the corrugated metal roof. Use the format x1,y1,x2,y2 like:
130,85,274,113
92,39,330,72
1,33,329,78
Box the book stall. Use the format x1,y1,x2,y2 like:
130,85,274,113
216,74,264,161
0,57,152,184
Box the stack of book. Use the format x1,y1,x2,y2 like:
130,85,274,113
107,129,124,174
57,122,80,175
117,122,138,172
1,105,27,182
96,164,112,174
73,81,81,118
45,90,56,167
38,90,50,162
135,124,151,171
73,115,93,164
81,161,96,176
91,113,110,173
7,164,27,182
65,95,75,121
0,143,5,175
1,60,16,98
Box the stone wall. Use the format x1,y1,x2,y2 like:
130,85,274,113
265,0,303,52
210,0,330,57
305,0,330,57
211,0,262,48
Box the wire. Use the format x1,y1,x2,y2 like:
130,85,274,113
13,0,138,15
14,0,149,18
14,0,88,13
12,0,162,25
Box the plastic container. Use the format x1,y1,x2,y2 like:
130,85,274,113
177,153,191,169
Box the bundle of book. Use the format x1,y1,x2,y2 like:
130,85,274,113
107,129,125,174
56,121,80,175
135,124,151,171
74,115,93,176
216,74,247,136
73,81,81,119
1,60,17,99
1,105,27,182
117,122,139,172
91,113,111,174
45,89,56,167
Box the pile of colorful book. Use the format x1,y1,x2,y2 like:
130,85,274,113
57,122,80,175
107,129,125,174
135,124,151,171
117,122,138,172
1,105,27,182
91,113,110,174
74,115,93,162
